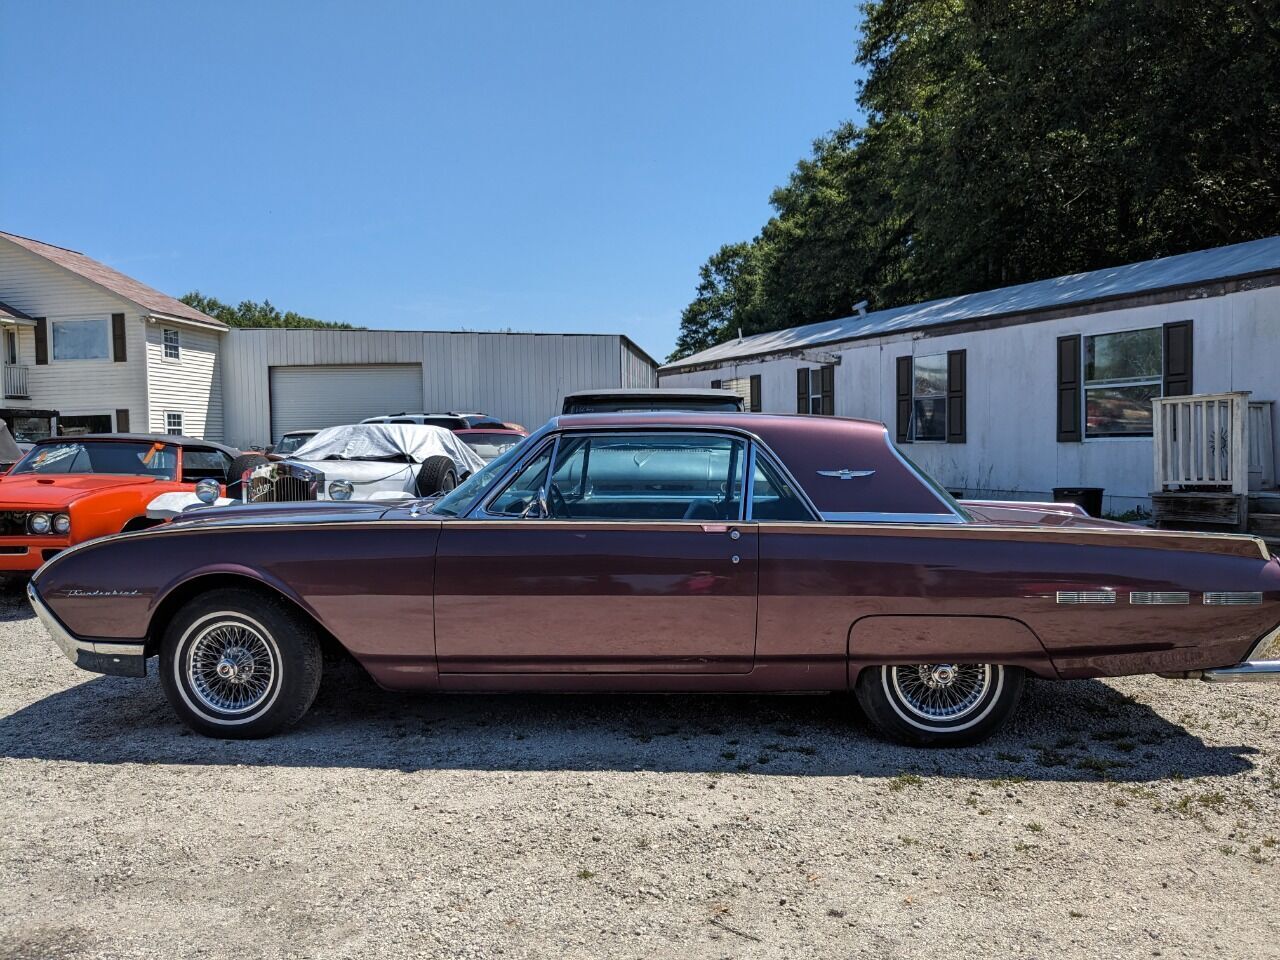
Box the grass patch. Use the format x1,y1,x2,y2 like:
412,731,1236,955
888,773,924,792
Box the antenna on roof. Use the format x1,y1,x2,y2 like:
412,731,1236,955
853,300,868,317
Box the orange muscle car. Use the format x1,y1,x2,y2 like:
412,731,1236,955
0,433,252,573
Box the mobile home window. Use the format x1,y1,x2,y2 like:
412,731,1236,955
162,328,180,360
51,318,110,360
1083,328,1161,437
911,354,947,441
165,411,184,435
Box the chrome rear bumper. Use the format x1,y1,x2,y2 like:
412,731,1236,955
27,581,146,678
1199,661,1280,682
1160,625,1280,683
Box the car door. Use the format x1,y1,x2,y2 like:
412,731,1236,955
434,430,758,674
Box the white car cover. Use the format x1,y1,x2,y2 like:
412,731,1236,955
255,423,487,501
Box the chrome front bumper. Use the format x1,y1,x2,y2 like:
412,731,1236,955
27,581,146,678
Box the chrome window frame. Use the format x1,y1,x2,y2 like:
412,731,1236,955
468,427,753,523
744,443,819,522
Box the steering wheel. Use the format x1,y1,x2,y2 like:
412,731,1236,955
547,483,570,519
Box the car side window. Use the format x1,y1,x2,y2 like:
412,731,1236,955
488,443,555,516
182,449,234,482
544,433,746,522
749,454,813,521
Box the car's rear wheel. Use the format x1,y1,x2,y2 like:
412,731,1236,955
159,588,322,738
416,455,457,496
854,662,1023,746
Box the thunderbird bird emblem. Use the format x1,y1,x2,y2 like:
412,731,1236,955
817,469,875,480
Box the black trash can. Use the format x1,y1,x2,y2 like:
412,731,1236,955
1053,486,1104,518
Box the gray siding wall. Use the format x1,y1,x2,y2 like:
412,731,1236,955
220,329,658,448
620,339,659,389
659,285,1280,513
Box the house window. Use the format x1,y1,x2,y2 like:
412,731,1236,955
165,412,184,435
51,318,110,360
911,354,948,441
58,414,113,436
162,328,180,360
1083,327,1161,437
4,330,17,365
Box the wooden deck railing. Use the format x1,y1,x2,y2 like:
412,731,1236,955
1153,392,1251,494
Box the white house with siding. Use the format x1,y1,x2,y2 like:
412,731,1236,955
0,230,658,450
0,231,227,440
659,236,1280,515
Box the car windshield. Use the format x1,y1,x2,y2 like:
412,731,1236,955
429,436,532,516
11,440,178,479
459,432,523,461
275,434,311,455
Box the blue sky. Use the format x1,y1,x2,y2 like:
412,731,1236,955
1,1,865,360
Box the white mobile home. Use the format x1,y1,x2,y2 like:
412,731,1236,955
659,237,1280,515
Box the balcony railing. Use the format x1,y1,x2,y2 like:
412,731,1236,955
1153,392,1275,495
2,363,28,400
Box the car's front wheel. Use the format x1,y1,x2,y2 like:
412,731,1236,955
159,588,322,738
854,662,1023,746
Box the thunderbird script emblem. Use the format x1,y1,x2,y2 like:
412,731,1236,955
817,469,875,480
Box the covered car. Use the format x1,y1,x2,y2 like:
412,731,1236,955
245,422,485,503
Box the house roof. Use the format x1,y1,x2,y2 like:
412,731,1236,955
0,299,34,323
0,231,226,330
662,234,1280,371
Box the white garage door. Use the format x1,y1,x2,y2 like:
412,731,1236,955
269,364,423,441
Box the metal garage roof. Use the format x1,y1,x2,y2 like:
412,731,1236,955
662,234,1280,370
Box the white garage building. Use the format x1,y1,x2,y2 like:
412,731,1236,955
220,328,656,448
659,236,1280,515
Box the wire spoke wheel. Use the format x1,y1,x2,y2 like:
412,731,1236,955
185,620,278,715
889,663,993,723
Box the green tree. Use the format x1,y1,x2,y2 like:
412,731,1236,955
670,0,1280,361
180,291,362,330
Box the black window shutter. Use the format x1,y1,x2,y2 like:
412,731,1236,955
895,355,912,443
1162,320,1193,397
946,349,966,443
796,368,810,413
111,314,127,362
34,318,48,365
749,374,762,412
1057,335,1082,442
115,408,130,432
819,364,835,416
710,379,722,389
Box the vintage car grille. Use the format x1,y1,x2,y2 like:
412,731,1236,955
245,463,325,503
0,511,32,536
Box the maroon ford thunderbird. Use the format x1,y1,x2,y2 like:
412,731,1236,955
26,413,1280,745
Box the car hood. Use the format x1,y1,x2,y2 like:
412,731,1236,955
0,473,159,508
163,498,400,530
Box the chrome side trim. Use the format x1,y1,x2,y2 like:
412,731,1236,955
821,511,965,524
1203,591,1264,605
1056,589,1117,604
1130,591,1190,605
26,581,146,676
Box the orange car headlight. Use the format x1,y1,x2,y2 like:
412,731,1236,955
52,513,70,535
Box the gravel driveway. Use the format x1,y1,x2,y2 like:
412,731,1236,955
1,585,1277,959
